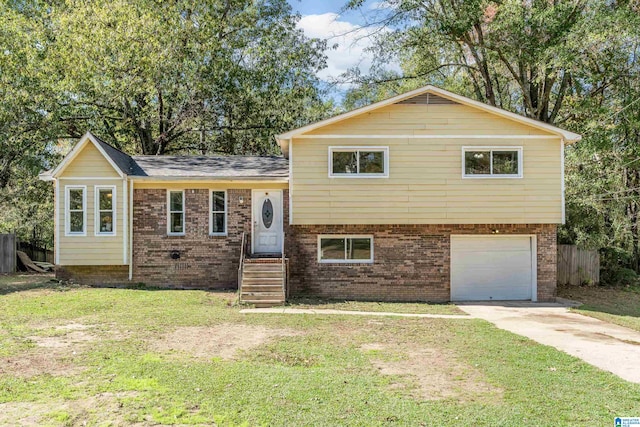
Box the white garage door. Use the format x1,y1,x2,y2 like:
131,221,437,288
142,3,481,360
450,236,535,301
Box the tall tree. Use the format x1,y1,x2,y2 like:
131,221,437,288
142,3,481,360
53,0,329,155
0,2,62,246
346,0,636,124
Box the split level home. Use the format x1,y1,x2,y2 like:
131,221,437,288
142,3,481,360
40,85,581,306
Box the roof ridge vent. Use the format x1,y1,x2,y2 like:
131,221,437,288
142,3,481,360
396,93,458,105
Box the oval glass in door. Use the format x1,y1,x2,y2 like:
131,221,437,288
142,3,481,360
262,198,273,228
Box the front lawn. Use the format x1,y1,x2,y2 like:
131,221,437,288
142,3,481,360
558,284,640,332
1,275,639,426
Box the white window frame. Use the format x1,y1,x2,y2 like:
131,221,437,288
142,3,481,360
328,146,389,178
462,146,523,179
94,185,116,236
209,190,227,236
317,235,374,264
65,185,87,236
167,190,185,236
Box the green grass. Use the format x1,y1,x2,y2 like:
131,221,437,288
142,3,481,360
287,297,465,315
1,274,639,426
558,284,640,332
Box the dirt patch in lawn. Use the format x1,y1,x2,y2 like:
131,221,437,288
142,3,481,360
28,330,95,349
0,350,82,378
361,342,502,402
0,392,140,427
0,323,106,378
151,323,302,360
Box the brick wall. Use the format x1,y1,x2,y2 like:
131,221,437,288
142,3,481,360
288,224,557,302
132,188,252,289
58,186,557,300
56,265,128,285
133,189,289,289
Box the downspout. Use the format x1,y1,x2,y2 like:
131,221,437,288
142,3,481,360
123,176,128,266
561,139,566,225
288,138,293,225
54,178,59,265
129,179,134,281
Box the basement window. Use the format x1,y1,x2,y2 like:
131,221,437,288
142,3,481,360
318,235,373,263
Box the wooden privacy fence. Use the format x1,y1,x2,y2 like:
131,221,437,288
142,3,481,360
557,244,600,285
0,234,17,273
18,242,54,264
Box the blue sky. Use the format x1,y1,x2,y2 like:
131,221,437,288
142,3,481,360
286,0,398,94
288,0,374,26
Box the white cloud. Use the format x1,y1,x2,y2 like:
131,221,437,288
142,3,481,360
297,13,395,85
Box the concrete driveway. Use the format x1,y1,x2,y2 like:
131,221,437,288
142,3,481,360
458,301,640,384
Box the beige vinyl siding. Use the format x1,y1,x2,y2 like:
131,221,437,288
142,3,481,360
291,135,562,225
305,104,555,136
58,178,126,265
60,142,121,178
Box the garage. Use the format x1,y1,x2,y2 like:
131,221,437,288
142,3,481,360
450,235,536,301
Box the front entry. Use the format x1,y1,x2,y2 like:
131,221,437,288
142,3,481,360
252,190,283,254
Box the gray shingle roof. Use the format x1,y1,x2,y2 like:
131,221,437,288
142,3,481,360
90,133,145,175
49,133,288,180
130,155,288,178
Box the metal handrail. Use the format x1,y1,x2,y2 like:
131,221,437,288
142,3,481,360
238,232,246,302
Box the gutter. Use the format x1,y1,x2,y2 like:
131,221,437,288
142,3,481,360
129,176,289,182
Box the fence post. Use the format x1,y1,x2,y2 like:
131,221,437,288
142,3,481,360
0,234,17,273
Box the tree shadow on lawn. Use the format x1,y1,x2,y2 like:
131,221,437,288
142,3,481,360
0,273,236,299
0,273,60,295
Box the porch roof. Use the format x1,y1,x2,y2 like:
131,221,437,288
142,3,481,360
130,155,289,179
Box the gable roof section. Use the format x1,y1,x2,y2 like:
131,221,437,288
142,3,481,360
48,132,130,178
91,133,146,175
276,85,581,147
40,131,289,181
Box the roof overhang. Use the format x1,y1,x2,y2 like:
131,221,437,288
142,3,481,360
47,132,126,179
38,171,54,181
275,85,582,152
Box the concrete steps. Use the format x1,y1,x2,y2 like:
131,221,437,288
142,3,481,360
240,259,285,307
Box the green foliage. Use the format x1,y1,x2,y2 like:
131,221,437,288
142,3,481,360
52,0,330,155
600,266,639,288
0,0,331,246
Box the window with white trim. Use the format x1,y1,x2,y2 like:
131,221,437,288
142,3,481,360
65,186,86,235
167,190,185,235
210,190,227,235
463,147,522,178
318,236,373,263
95,186,116,235
329,147,388,177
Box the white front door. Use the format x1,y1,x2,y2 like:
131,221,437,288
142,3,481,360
252,190,283,254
